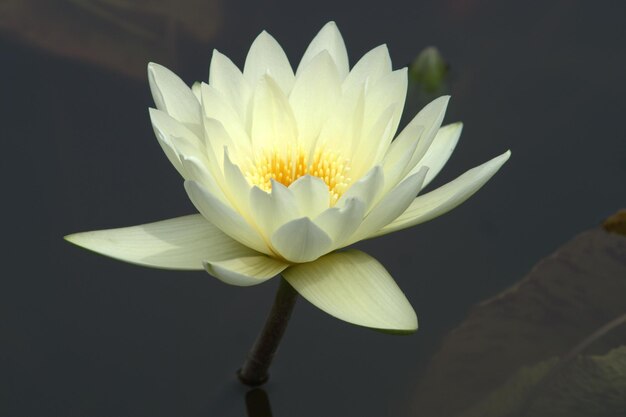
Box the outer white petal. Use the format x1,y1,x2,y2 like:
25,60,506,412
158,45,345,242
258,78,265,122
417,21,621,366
148,63,200,127
342,44,392,93
412,122,463,187
200,83,251,152
288,175,330,218
336,165,384,212
363,68,407,141
209,49,252,123
223,150,253,216
297,21,349,80
271,217,333,263
184,180,270,255
180,156,228,204
350,105,397,177
251,75,299,153
373,150,512,237
65,215,256,270
204,255,288,287
244,31,295,93
283,250,417,332
316,83,364,158
289,51,342,151
191,82,202,101
314,197,366,247
349,166,428,243
381,133,420,194
249,180,300,237
386,96,450,174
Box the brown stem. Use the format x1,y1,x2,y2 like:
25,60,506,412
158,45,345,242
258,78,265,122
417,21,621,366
238,277,298,386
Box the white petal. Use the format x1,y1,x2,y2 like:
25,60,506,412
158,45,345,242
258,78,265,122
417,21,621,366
289,51,342,151
249,181,300,237
288,175,330,219
297,21,349,80
283,250,417,332
350,105,397,177
251,76,298,153
336,165,384,212
314,197,366,247
412,122,463,187
381,133,420,194
200,83,251,151
148,63,200,127
204,255,288,287
244,31,294,93
349,166,428,243
184,180,270,255
271,217,333,263
65,214,256,270
362,68,407,141
343,44,392,93
191,82,202,101
180,156,228,204
373,150,512,237
209,50,252,123
387,96,450,174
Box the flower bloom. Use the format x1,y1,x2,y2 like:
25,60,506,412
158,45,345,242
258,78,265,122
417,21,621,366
66,22,510,332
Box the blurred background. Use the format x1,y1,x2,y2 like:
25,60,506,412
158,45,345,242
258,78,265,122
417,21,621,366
2,0,625,416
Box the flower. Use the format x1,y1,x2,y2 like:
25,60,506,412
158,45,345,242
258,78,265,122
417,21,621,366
66,22,510,332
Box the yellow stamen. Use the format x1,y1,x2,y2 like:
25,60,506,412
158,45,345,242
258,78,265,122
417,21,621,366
245,145,351,205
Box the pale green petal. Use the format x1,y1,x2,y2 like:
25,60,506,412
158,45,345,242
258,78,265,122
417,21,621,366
251,76,299,153
243,31,294,93
342,44,392,93
204,255,288,286
148,62,200,126
65,215,256,270
283,250,417,332
411,122,463,187
349,167,428,243
209,49,252,123
289,51,342,151
288,175,330,219
184,180,270,255
373,150,512,237
362,68,407,143
314,197,366,247
297,21,349,80
271,217,333,263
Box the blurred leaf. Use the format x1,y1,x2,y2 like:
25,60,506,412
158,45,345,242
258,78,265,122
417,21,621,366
462,346,626,417
412,210,626,417
0,0,221,78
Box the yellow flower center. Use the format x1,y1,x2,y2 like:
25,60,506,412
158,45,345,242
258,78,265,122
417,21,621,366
245,145,352,205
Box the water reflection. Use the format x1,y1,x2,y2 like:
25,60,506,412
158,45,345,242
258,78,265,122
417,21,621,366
246,389,273,417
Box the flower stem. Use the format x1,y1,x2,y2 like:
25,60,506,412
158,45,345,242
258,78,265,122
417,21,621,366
238,277,298,386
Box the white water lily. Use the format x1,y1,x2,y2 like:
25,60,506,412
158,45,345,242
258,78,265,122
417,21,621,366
66,22,510,333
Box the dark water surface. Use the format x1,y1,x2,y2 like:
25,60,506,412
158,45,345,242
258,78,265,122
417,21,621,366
3,1,626,416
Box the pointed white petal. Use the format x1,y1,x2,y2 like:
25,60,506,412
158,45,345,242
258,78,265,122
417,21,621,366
251,76,298,152
65,215,256,270
373,150,512,237
191,82,202,101
387,96,450,173
148,63,200,126
350,105,397,177
297,21,349,80
314,197,366,247
209,49,252,123
363,68,407,141
412,122,463,187
289,51,342,151
204,255,288,286
343,44,392,93
336,165,384,212
283,250,417,332
249,181,300,237
180,156,228,204
381,134,420,194
200,83,251,151
271,217,333,263
184,180,270,255
244,31,294,93
349,166,428,243
223,149,254,214
289,175,330,219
